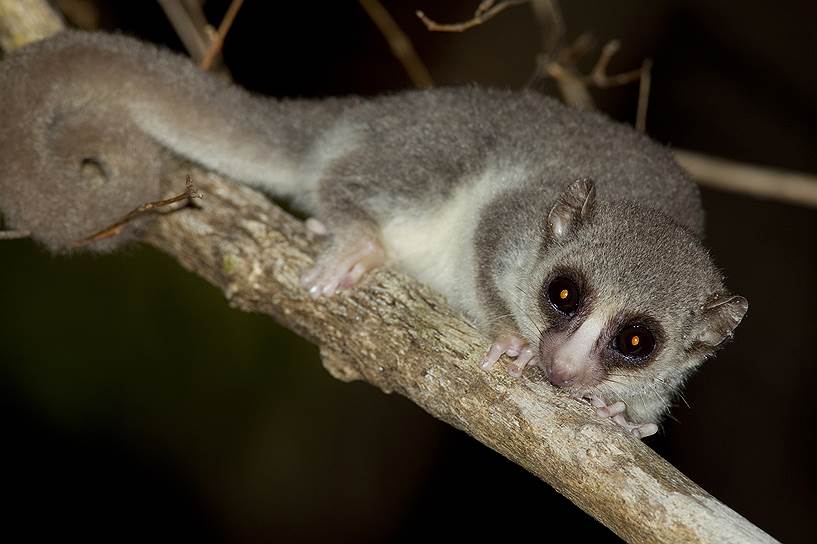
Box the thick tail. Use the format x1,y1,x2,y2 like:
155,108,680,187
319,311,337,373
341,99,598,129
0,30,349,251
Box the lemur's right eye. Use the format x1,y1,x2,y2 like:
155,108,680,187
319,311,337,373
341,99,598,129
613,324,656,359
547,277,580,315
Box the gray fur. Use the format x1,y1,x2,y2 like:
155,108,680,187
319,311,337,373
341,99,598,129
0,31,746,426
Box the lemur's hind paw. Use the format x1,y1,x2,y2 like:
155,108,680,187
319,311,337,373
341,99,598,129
301,232,385,297
481,335,536,377
589,396,658,439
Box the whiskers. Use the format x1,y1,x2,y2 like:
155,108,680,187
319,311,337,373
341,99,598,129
479,310,516,328
602,369,690,409
512,282,544,337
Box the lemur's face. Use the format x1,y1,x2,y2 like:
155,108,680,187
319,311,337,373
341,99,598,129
509,179,747,400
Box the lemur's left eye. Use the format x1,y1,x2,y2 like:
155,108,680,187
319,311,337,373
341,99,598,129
614,325,655,359
547,276,580,315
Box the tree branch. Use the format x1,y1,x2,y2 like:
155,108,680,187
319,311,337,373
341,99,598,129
157,0,212,63
199,0,244,71
674,150,817,209
144,168,776,544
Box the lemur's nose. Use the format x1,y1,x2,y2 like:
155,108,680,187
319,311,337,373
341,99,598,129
547,365,578,388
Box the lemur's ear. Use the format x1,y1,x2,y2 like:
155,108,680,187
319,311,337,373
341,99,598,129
547,177,596,238
693,295,749,347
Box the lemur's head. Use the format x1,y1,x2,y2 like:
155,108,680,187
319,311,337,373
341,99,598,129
512,179,747,417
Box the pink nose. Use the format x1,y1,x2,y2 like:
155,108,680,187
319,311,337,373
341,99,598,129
547,365,578,388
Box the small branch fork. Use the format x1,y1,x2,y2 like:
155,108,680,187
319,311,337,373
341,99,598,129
157,0,211,63
414,1,651,130
416,0,528,32
199,0,245,71
158,0,245,72
73,176,202,247
536,32,653,130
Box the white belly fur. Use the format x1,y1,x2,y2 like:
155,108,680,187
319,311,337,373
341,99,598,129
379,165,528,320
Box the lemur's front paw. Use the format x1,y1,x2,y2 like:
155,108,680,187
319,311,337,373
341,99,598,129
301,234,385,297
305,218,329,236
589,396,658,439
480,335,536,377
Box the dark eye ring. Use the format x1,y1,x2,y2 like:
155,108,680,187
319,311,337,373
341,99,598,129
613,324,656,359
547,276,581,315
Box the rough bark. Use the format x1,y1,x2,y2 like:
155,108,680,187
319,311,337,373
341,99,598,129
145,168,776,544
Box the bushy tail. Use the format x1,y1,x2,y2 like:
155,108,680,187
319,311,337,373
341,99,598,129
0,30,347,251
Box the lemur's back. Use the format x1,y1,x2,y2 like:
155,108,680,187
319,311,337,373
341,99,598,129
339,87,704,236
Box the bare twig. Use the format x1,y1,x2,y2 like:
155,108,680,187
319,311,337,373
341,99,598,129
544,38,649,110
0,229,31,240
529,0,564,57
636,58,652,133
416,0,528,32
0,0,63,50
359,0,433,88
540,59,594,108
587,40,642,87
73,177,202,247
527,4,652,128
157,0,211,63
555,31,595,65
674,150,817,209
199,0,245,71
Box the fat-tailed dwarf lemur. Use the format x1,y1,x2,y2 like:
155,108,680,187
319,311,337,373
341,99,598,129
0,31,748,438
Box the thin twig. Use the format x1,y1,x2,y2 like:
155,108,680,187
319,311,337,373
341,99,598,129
157,0,210,63
636,58,652,133
556,32,594,65
199,0,245,71
529,0,564,58
416,0,528,32
359,0,433,88
0,229,31,240
0,0,63,50
73,176,203,247
541,59,594,108
674,150,817,209
587,39,642,87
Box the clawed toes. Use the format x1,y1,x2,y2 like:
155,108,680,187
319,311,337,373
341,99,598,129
480,336,536,377
632,423,658,439
301,234,386,298
596,400,626,418
589,396,658,438
507,346,535,377
301,262,366,298
301,270,340,298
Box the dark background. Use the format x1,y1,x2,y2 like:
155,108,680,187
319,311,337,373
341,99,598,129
1,0,815,541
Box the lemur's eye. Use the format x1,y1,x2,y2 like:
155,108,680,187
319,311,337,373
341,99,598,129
614,325,655,359
547,276,580,315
